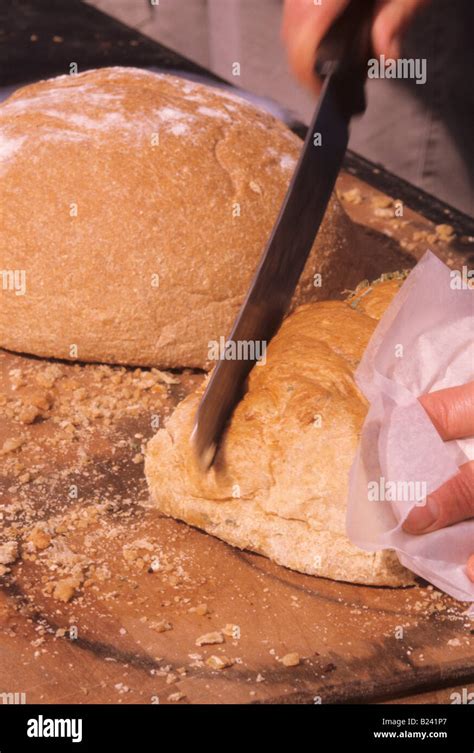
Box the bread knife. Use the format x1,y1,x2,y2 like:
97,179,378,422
192,0,375,469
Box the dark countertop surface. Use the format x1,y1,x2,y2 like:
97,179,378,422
1,0,473,240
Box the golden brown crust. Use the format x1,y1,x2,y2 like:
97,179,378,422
145,282,413,587
0,67,359,369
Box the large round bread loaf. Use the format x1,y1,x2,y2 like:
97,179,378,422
0,67,359,369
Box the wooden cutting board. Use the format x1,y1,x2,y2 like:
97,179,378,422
1,174,473,705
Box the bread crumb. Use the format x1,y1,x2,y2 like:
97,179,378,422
27,527,51,551
151,369,180,385
0,541,18,566
435,223,455,242
150,620,173,633
374,207,395,218
280,652,300,667
148,557,160,572
196,631,224,646
52,577,81,603
341,188,362,204
371,195,393,208
1,437,25,455
168,691,186,702
222,623,240,639
114,683,129,694
249,180,262,195
18,404,42,424
8,368,26,390
206,655,233,670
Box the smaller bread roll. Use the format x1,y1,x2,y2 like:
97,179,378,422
145,280,413,587
0,67,359,369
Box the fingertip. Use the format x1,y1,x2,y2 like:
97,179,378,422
404,462,474,538
467,554,474,583
402,498,439,534
372,2,403,59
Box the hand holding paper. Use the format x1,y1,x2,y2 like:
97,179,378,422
405,382,474,555
347,251,474,604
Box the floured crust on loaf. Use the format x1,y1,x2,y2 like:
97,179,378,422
0,66,360,369
145,281,413,587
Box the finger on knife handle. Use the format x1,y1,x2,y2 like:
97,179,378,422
282,0,350,92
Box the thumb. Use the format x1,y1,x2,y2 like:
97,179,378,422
403,461,474,534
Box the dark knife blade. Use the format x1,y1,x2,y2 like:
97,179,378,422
192,1,374,469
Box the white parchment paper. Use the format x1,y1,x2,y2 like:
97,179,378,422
347,251,474,603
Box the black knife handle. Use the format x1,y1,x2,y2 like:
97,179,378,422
315,0,375,118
